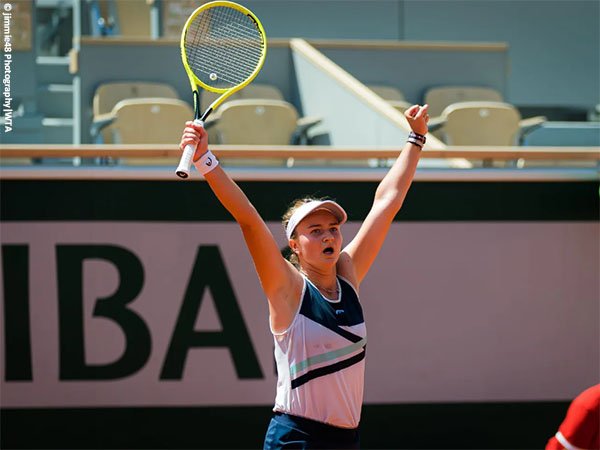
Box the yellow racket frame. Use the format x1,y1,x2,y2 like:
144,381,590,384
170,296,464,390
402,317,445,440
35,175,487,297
180,0,268,115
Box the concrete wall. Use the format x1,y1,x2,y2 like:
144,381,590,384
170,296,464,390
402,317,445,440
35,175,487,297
403,0,599,109
246,0,599,109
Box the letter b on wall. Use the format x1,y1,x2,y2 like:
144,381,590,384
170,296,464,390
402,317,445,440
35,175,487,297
56,245,151,380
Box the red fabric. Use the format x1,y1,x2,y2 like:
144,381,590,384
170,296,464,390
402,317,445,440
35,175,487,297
546,436,563,450
546,384,600,450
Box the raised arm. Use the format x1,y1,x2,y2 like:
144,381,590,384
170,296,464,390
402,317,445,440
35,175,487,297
341,105,429,285
180,123,302,324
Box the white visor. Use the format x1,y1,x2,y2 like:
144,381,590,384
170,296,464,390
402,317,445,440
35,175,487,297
285,200,347,240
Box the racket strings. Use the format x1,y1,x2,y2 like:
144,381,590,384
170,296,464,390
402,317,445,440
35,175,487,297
184,6,264,89
188,29,261,86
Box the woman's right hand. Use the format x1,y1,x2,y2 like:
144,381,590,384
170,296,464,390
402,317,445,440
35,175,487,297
179,121,209,161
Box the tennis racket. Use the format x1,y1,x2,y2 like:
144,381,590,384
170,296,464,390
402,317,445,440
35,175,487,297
175,1,267,178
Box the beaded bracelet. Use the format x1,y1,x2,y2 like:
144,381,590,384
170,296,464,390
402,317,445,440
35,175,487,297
407,139,423,149
408,131,426,144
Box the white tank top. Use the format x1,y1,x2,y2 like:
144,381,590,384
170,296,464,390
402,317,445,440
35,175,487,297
271,275,367,429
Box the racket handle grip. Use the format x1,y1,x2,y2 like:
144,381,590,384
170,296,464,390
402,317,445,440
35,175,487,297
175,120,204,179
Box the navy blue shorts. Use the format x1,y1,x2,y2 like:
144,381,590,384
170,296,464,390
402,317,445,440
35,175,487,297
263,412,360,449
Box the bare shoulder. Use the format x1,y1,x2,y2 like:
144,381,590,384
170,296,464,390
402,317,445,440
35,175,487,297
337,250,359,293
269,259,304,305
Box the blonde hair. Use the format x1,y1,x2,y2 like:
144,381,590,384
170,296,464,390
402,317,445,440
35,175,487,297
281,196,324,268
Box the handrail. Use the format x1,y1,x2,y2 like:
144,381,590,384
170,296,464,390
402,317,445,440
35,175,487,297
1,145,598,161
78,36,506,52
307,39,508,52
78,36,291,47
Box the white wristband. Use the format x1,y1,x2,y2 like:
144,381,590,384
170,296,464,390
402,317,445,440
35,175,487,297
193,149,219,176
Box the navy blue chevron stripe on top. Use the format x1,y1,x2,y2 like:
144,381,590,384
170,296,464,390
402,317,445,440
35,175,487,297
299,277,364,343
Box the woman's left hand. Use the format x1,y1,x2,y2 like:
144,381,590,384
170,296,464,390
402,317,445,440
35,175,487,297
404,104,429,136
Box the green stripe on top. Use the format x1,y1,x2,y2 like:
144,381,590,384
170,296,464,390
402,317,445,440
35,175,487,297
290,337,367,377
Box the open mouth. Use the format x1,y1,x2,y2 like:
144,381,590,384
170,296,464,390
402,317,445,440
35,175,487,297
323,247,334,255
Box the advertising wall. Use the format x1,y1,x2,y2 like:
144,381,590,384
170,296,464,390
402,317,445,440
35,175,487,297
1,176,598,448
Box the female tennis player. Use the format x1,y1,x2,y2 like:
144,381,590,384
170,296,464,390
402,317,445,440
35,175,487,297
179,104,429,449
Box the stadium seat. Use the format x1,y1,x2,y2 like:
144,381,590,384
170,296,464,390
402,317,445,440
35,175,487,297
211,99,299,145
423,86,546,141
425,86,504,134
425,86,503,117
200,83,285,112
91,81,179,142
103,97,193,144
437,101,545,146
207,99,308,166
202,84,321,146
201,83,286,143
368,85,411,112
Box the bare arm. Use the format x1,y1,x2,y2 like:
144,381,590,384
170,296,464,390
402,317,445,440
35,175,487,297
342,105,429,285
180,123,302,323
